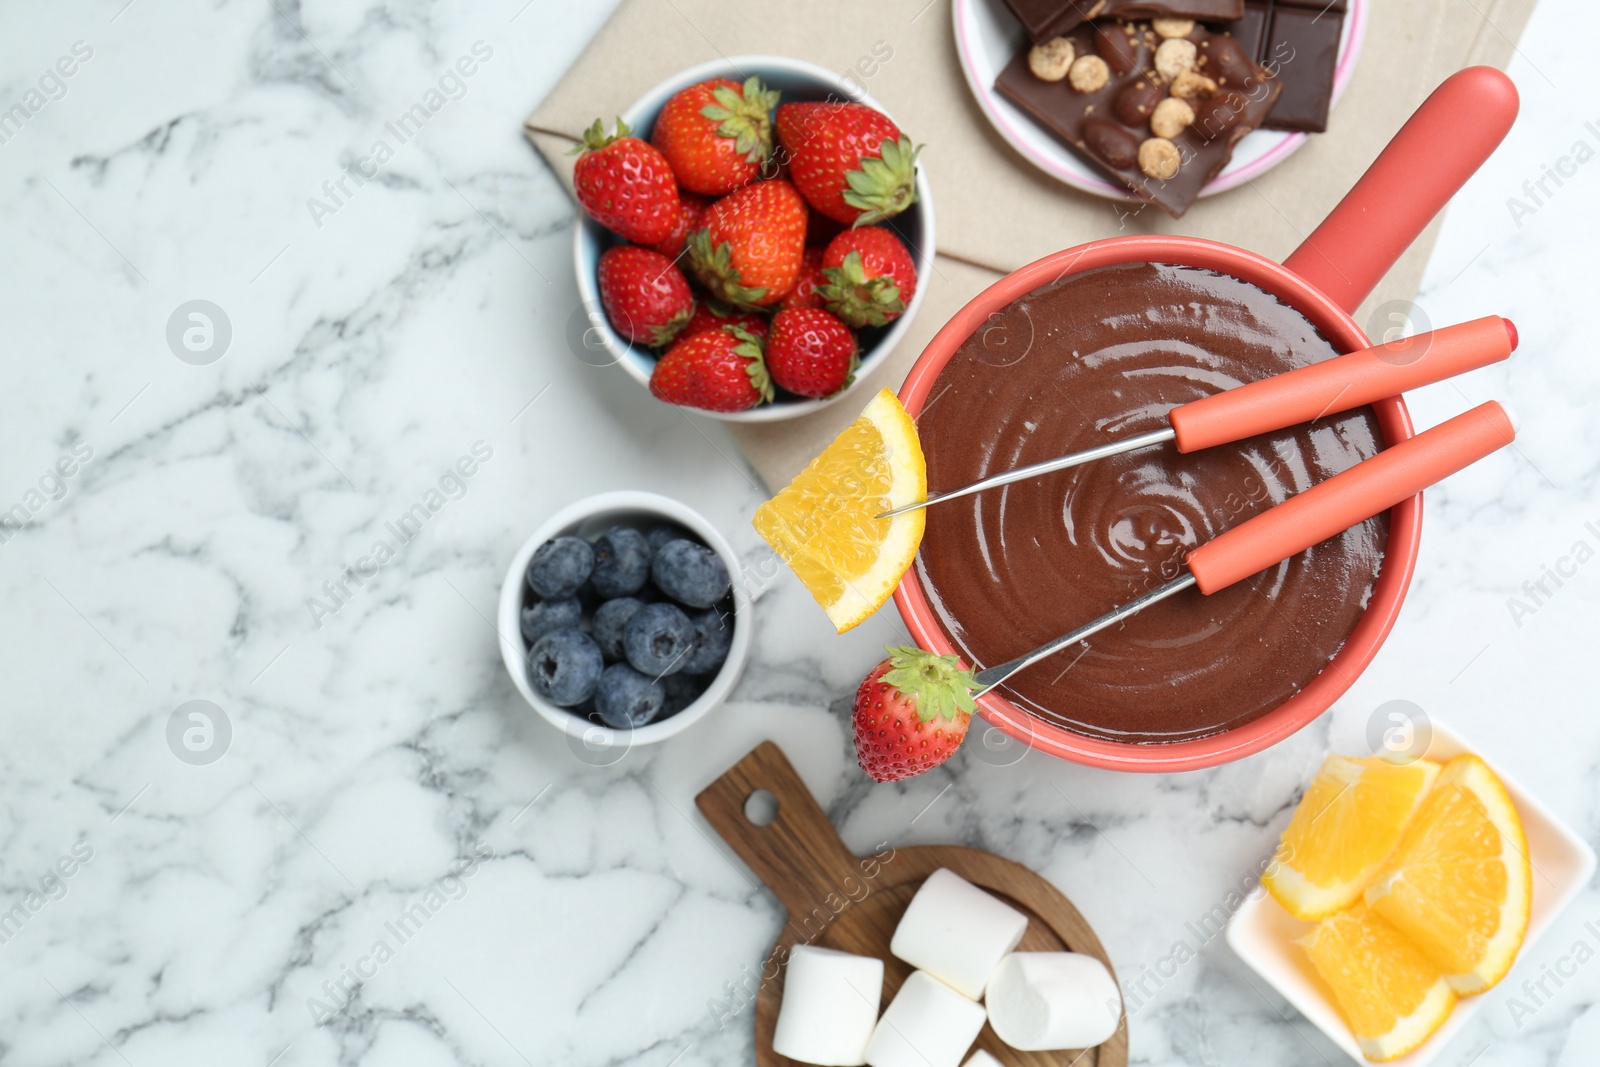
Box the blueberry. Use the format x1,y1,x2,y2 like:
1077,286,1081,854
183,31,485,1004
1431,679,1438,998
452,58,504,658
591,596,645,661
645,523,693,554
652,539,731,609
526,536,594,599
525,628,603,706
622,602,698,676
520,596,582,645
590,526,652,598
594,663,665,728
661,672,708,717
682,607,733,675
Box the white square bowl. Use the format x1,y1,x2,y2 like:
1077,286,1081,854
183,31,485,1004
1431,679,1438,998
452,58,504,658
1226,720,1597,1066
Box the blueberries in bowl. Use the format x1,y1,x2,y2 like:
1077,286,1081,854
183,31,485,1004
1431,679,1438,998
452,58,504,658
526,629,604,706
652,539,731,608
591,526,652,597
520,520,737,731
520,595,583,644
623,603,698,676
527,536,594,598
595,664,665,728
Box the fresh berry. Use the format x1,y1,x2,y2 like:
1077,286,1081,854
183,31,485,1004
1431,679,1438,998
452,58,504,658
649,325,773,413
646,191,710,261
594,663,665,728
852,647,978,783
572,118,680,245
597,246,694,347
819,226,918,329
651,76,779,196
765,308,858,399
682,607,733,675
520,595,582,644
590,526,653,598
527,628,605,706
681,300,769,341
662,672,709,716
622,602,699,676
652,539,731,608
776,101,920,226
645,523,694,554
781,247,827,311
686,179,808,309
592,596,646,661
527,536,594,598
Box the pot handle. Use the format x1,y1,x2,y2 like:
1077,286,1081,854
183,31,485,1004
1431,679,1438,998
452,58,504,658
1282,67,1519,315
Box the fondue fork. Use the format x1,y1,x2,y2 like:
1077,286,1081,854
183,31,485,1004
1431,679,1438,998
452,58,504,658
970,401,1517,696
879,316,1516,519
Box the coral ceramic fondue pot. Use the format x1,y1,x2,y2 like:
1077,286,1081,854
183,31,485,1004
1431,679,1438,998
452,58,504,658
893,68,1519,772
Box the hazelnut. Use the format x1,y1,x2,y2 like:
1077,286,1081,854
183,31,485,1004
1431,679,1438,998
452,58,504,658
1028,37,1077,82
1149,96,1196,139
1068,54,1111,93
1170,70,1219,99
1154,38,1198,82
1151,18,1196,39
1138,137,1182,180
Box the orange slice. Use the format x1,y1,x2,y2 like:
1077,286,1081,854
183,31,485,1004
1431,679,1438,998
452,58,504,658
753,388,925,632
1364,754,1531,994
1302,901,1457,1062
1263,755,1440,921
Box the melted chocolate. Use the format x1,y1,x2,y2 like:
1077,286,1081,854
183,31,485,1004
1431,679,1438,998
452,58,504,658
915,263,1387,743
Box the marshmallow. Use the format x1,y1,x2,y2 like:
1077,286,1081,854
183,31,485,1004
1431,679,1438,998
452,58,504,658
864,971,988,1067
889,869,1029,999
984,952,1122,1051
962,1052,1005,1067
772,945,884,1066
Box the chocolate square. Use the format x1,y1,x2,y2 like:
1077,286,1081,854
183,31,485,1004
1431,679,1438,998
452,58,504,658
1262,3,1344,131
1001,0,1246,44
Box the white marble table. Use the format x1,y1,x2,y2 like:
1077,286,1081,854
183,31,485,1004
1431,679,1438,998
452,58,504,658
2,1,1594,1065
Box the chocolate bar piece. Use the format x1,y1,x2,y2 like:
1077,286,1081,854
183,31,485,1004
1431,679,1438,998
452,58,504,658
1220,0,1347,132
996,20,1281,217
1002,0,1245,45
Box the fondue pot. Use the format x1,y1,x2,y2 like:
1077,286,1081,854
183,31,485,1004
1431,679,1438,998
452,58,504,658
893,68,1520,772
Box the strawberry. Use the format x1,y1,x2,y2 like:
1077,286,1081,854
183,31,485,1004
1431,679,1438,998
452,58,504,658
572,118,680,245
651,76,780,196
686,179,808,310
765,308,857,398
646,191,710,261
776,101,920,226
597,245,695,347
819,226,918,329
649,325,774,413
681,299,769,341
852,647,978,783
780,247,827,312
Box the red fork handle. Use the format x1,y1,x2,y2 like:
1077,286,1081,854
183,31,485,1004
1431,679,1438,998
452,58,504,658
1284,67,1519,314
1186,402,1516,594
1168,315,1517,452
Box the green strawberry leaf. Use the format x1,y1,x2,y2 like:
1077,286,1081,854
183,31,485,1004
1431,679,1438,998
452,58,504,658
840,136,920,226
880,645,979,723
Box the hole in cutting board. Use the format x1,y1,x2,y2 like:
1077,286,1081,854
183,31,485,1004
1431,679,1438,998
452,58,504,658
744,789,778,826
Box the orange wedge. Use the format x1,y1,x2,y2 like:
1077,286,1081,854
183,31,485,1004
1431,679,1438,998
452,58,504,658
753,388,925,632
1302,901,1458,1062
1263,755,1440,921
1364,754,1531,994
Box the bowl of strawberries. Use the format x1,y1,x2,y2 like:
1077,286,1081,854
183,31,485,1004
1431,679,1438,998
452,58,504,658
571,55,935,421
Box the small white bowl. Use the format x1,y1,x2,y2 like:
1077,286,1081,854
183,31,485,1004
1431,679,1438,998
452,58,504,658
572,54,937,422
498,491,752,753
1226,720,1597,1066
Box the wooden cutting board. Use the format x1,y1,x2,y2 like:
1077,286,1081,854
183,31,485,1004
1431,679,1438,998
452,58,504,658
696,741,1129,1067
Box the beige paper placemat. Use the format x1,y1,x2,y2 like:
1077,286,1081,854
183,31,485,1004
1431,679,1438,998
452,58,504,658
527,0,1536,489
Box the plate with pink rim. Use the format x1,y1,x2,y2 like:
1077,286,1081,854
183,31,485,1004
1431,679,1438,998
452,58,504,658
953,0,1368,201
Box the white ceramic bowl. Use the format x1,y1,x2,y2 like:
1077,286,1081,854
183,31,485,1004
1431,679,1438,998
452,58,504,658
498,491,752,753
1227,720,1597,1066
952,0,1368,200
572,54,936,422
